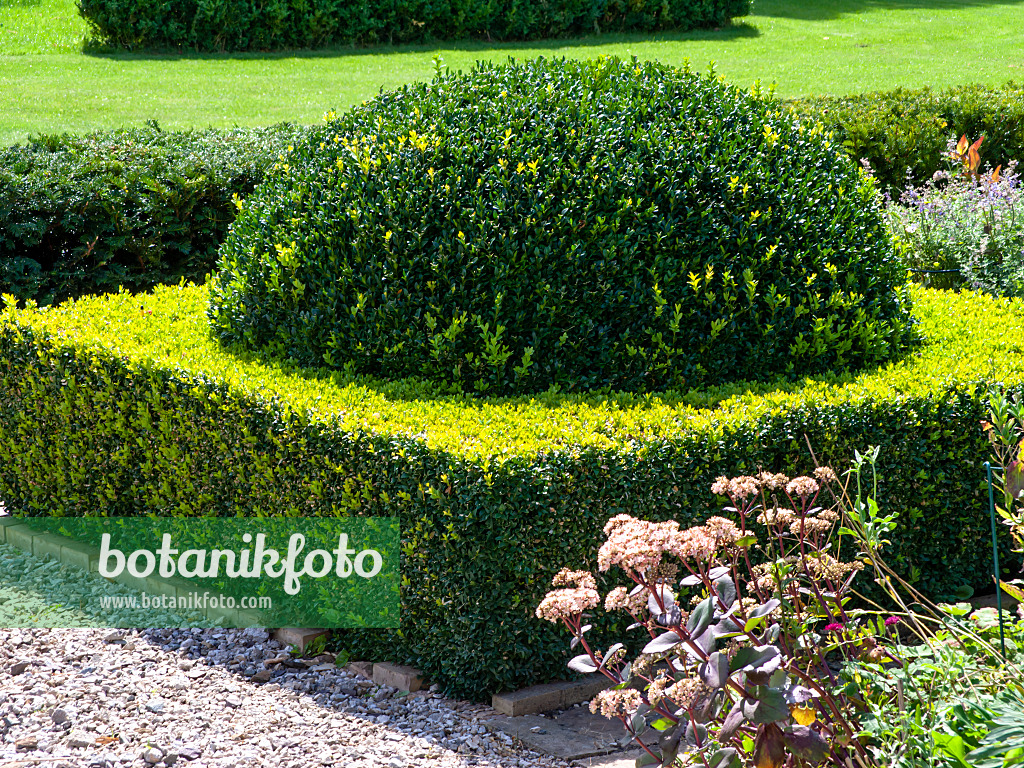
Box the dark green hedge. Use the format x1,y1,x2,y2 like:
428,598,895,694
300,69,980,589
77,0,751,52
0,124,304,307
1,283,1020,699
789,82,1024,192
9,79,1022,309
210,57,913,396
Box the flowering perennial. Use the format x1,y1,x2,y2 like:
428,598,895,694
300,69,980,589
538,466,904,768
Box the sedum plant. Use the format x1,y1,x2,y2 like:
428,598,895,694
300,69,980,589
536,469,889,768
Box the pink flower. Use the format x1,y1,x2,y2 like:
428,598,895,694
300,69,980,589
590,688,642,719
884,616,901,627
551,568,597,592
535,587,600,623
598,515,680,573
786,476,819,499
824,622,845,632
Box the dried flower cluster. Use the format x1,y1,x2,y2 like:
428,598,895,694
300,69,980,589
803,552,864,581
598,514,743,573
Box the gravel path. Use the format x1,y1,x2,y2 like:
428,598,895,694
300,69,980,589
0,627,574,768
0,536,573,768
0,542,214,629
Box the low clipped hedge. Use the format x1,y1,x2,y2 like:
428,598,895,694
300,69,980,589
790,82,1024,192
1,282,1022,699
78,0,751,52
210,57,914,396
0,124,305,307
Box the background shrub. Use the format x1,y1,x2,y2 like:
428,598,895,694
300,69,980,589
2,282,1021,699
209,56,914,396
77,0,751,52
790,82,1024,192
0,123,305,306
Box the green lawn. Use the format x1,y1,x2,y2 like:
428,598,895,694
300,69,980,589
2,0,1024,145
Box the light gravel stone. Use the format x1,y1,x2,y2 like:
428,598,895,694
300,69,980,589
0,538,579,768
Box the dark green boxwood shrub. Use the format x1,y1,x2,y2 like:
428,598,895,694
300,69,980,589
0,123,306,306
1,282,1020,699
209,57,914,396
77,0,751,52
790,82,1024,192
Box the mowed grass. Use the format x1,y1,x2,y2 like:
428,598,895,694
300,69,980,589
2,0,1024,145
0,0,87,54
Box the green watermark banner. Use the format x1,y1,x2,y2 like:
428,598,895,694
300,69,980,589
0,517,399,629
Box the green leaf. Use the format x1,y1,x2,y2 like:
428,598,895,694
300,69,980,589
933,733,971,767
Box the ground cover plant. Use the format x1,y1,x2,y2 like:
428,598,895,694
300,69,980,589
209,57,913,396
1,280,1022,699
78,0,750,51
0,123,304,306
3,0,1024,145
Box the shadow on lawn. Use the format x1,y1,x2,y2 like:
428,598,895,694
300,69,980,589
80,22,759,62
755,0,1024,20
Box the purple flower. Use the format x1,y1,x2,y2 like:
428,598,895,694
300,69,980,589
884,616,901,627
824,622,845,632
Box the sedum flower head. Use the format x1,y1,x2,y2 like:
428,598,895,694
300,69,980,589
789,516,833,537
712,475,761,501
703,516,743,546
590,688,643,719
758,471,790,491
813,466,838,484
551,568,597,592
786,476,819,499
598,515,681,573
604,586,647,614
665,677,707,710
758,507,795,527
535,586,600,623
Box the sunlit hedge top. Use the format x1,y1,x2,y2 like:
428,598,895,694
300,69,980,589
5,283,1023,464
208,56,914,396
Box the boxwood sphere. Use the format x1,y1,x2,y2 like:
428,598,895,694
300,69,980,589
208,57,914,395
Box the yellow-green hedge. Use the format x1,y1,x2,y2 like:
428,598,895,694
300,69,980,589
0,282,1020,698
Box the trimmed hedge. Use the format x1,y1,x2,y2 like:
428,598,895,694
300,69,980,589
790,82,1024,192
210,57,914,396
78,0,751,52
0,124,305,307
1,281,1021,699
9,79,1021,309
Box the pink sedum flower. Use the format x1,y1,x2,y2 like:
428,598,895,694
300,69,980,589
590,688,643,719
535,586,600,623
604,586,646,614
598,515,681,573
786,476,819,499
551,568,597,592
